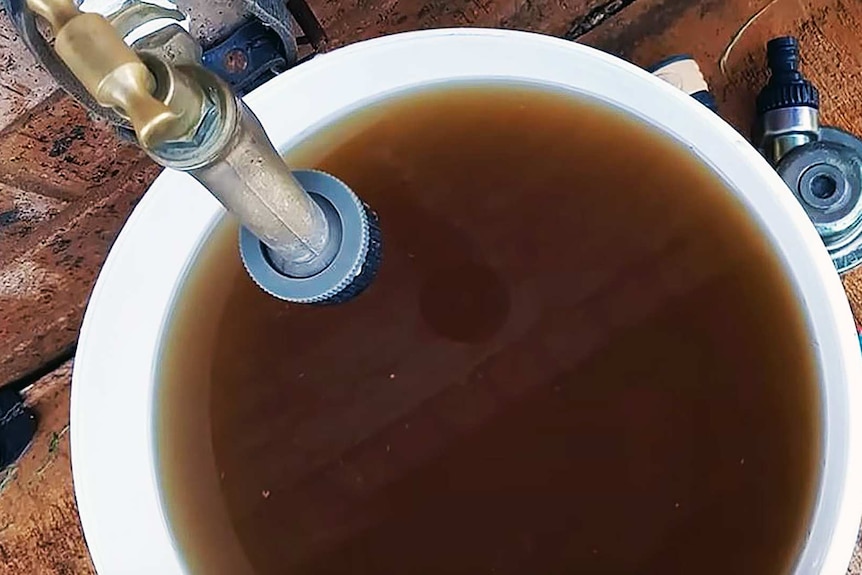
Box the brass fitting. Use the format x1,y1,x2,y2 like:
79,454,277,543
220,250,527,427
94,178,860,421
25,0,335,277
23,0,382,303
25,0,200,147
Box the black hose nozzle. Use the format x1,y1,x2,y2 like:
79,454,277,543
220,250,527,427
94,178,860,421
756,36,819,114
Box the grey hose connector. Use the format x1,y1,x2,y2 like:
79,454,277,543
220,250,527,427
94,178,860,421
240,170,383,304
148,64,382,303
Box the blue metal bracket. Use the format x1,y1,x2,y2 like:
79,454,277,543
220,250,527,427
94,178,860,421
202,19,289,96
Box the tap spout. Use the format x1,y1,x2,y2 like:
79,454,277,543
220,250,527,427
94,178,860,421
20,0,382,303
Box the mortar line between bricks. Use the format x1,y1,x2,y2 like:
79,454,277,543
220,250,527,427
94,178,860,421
0,175,83,203
0,178,71,206
4,174,101,201
564,0,640,40
0,156,159,268
0,80,27,98
0,90,65,139
3,343,76,394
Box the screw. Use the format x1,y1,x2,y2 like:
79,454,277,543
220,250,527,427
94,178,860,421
224,49,248,74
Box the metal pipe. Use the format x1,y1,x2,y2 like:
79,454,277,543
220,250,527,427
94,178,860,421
20,0,381,302
159,72,336,276
26,0,334,277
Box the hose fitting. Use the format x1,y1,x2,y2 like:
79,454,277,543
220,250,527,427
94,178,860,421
22,0,382,303
753,37,820,166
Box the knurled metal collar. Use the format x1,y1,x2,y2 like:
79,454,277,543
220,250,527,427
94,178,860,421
777,127,862,274
239,169,373,303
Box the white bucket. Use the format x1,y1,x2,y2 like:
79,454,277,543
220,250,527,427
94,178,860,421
71,28,862,574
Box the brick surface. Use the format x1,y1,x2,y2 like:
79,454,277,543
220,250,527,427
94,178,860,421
0,7,57,133
0,153,159,385
0,182,67,254
0,93,147,201
0,89,155,384
0,361,95,575
313,0,511,44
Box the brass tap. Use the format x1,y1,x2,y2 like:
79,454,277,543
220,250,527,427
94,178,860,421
23,0,383,304
25,0,200,147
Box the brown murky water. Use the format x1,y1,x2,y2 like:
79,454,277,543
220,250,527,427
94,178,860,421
158,83,819,575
